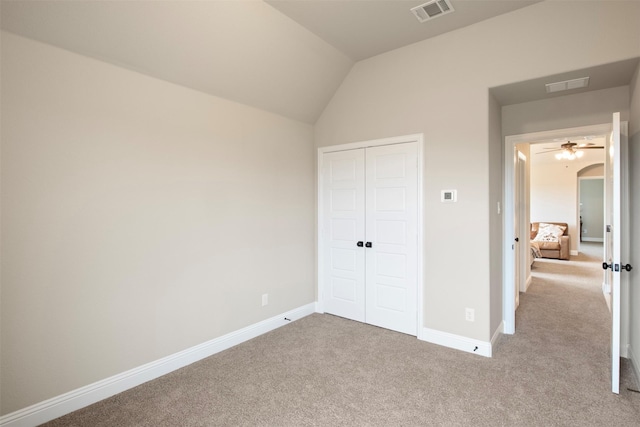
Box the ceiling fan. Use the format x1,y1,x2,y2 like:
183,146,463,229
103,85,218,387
538,141,604,160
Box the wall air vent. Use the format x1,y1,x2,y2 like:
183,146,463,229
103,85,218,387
411,0,455,23
545,76,590,94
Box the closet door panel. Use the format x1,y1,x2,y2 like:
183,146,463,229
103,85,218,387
365,143,418,335
322,150,366,322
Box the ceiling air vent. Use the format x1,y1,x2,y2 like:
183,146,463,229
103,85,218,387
411,0,455,23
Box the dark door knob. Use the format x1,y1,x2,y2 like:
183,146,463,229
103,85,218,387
365,242,372,248
515,237,519,242
622,264,633,272
357,241,364,247
603,262,613,271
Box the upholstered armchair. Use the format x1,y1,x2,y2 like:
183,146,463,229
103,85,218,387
530,222,570,260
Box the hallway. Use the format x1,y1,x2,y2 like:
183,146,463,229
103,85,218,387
518,241,639,395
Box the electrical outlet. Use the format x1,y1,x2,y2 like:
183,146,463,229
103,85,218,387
465,308,475,322
262,294,268,307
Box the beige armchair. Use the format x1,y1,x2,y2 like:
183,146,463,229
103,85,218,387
530,222,570,260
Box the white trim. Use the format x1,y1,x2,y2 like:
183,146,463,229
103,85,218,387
582,237,604,243
317,134,425,339
504,123,614,335
420,327,492,358
0,303,316,427
570,250,579,256
603,282,611,294
525,274,532,292
319,133,424,153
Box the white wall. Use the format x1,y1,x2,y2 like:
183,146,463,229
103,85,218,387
0,32,316,414
315,1,640,342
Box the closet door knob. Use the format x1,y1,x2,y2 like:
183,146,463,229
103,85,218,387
365,242,372,248
357,241,364,247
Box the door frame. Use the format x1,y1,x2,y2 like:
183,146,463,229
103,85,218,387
503,123,616,334
317,133,425,337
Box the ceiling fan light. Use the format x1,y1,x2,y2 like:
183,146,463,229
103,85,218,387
555,153,563,160
568,153,576,160
575,150,584,158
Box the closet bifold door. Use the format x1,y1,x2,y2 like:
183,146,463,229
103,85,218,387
364,143,418,336
322,142,418,336
322,149,366,322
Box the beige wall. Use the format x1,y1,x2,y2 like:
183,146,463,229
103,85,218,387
0,32,316,414
502,86,630,137
315,1,640,342
629,61,640,380
488,93,502,334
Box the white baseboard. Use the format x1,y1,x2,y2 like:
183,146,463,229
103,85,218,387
628,345,640,389
603,282,611,294
0,303,316,427
420,327,492,358
524,275,532,292
570,250,579,256
582,237,604,242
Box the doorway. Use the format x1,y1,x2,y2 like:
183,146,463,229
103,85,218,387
578,175,605,246
504,117,630,394
503,122,613,334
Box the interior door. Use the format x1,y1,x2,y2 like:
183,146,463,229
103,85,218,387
322,149,366,322
364,143,418,335
513,150,521,309
604,112,622,394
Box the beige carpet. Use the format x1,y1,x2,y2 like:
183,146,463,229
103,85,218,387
44,243,639,426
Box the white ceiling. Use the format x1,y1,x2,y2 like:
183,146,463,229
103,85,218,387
265,0,541,61
0,0,354,124
1,1,635,123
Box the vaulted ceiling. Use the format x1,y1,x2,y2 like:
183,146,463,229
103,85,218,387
1,0,545,124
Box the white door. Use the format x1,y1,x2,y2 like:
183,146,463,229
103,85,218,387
604,112,632,394
321,142,418,335
513,151,526,308
322,149,366,322
365,143,418,335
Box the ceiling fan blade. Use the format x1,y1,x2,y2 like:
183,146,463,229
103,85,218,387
577,146,604,149
536,149,563,154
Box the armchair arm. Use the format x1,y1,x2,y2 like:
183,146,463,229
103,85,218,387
559,235,570,260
